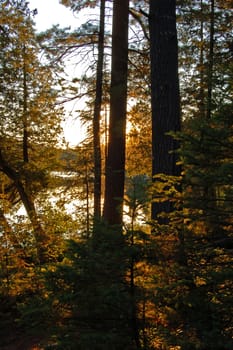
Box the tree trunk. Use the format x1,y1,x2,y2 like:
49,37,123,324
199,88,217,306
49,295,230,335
205,0,218,235
103,0,129,227
93,0,105,225
23,44,29,163
198,0,205,118
0,150,47,263
149,0,181,222
206,0,215,120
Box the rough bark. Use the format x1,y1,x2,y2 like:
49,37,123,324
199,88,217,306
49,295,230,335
23,44,29,163
103,0,129,226
149,0,181,222
206,0,215,120
93,0,105,224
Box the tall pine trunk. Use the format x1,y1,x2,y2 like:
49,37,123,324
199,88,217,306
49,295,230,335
93,0,105,225
149,0,181,222
206,0,215,120
103,0,129,227
23,44,29,163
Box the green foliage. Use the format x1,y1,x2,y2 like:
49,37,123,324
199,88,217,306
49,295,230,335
145,102,233,349
178,110,233,349
180,108,233,236
125,174,151,222
0,0,68,267
44,226,138,349
177,0,233,119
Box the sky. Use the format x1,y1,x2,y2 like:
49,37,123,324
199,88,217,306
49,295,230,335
28,0,87,146
28,0,78,31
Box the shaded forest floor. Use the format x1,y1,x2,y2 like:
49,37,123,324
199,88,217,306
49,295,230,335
0,324,51,350
0,298,55,349
1,336,44,350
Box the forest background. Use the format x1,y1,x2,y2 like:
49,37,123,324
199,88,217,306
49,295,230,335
0,0,232,349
